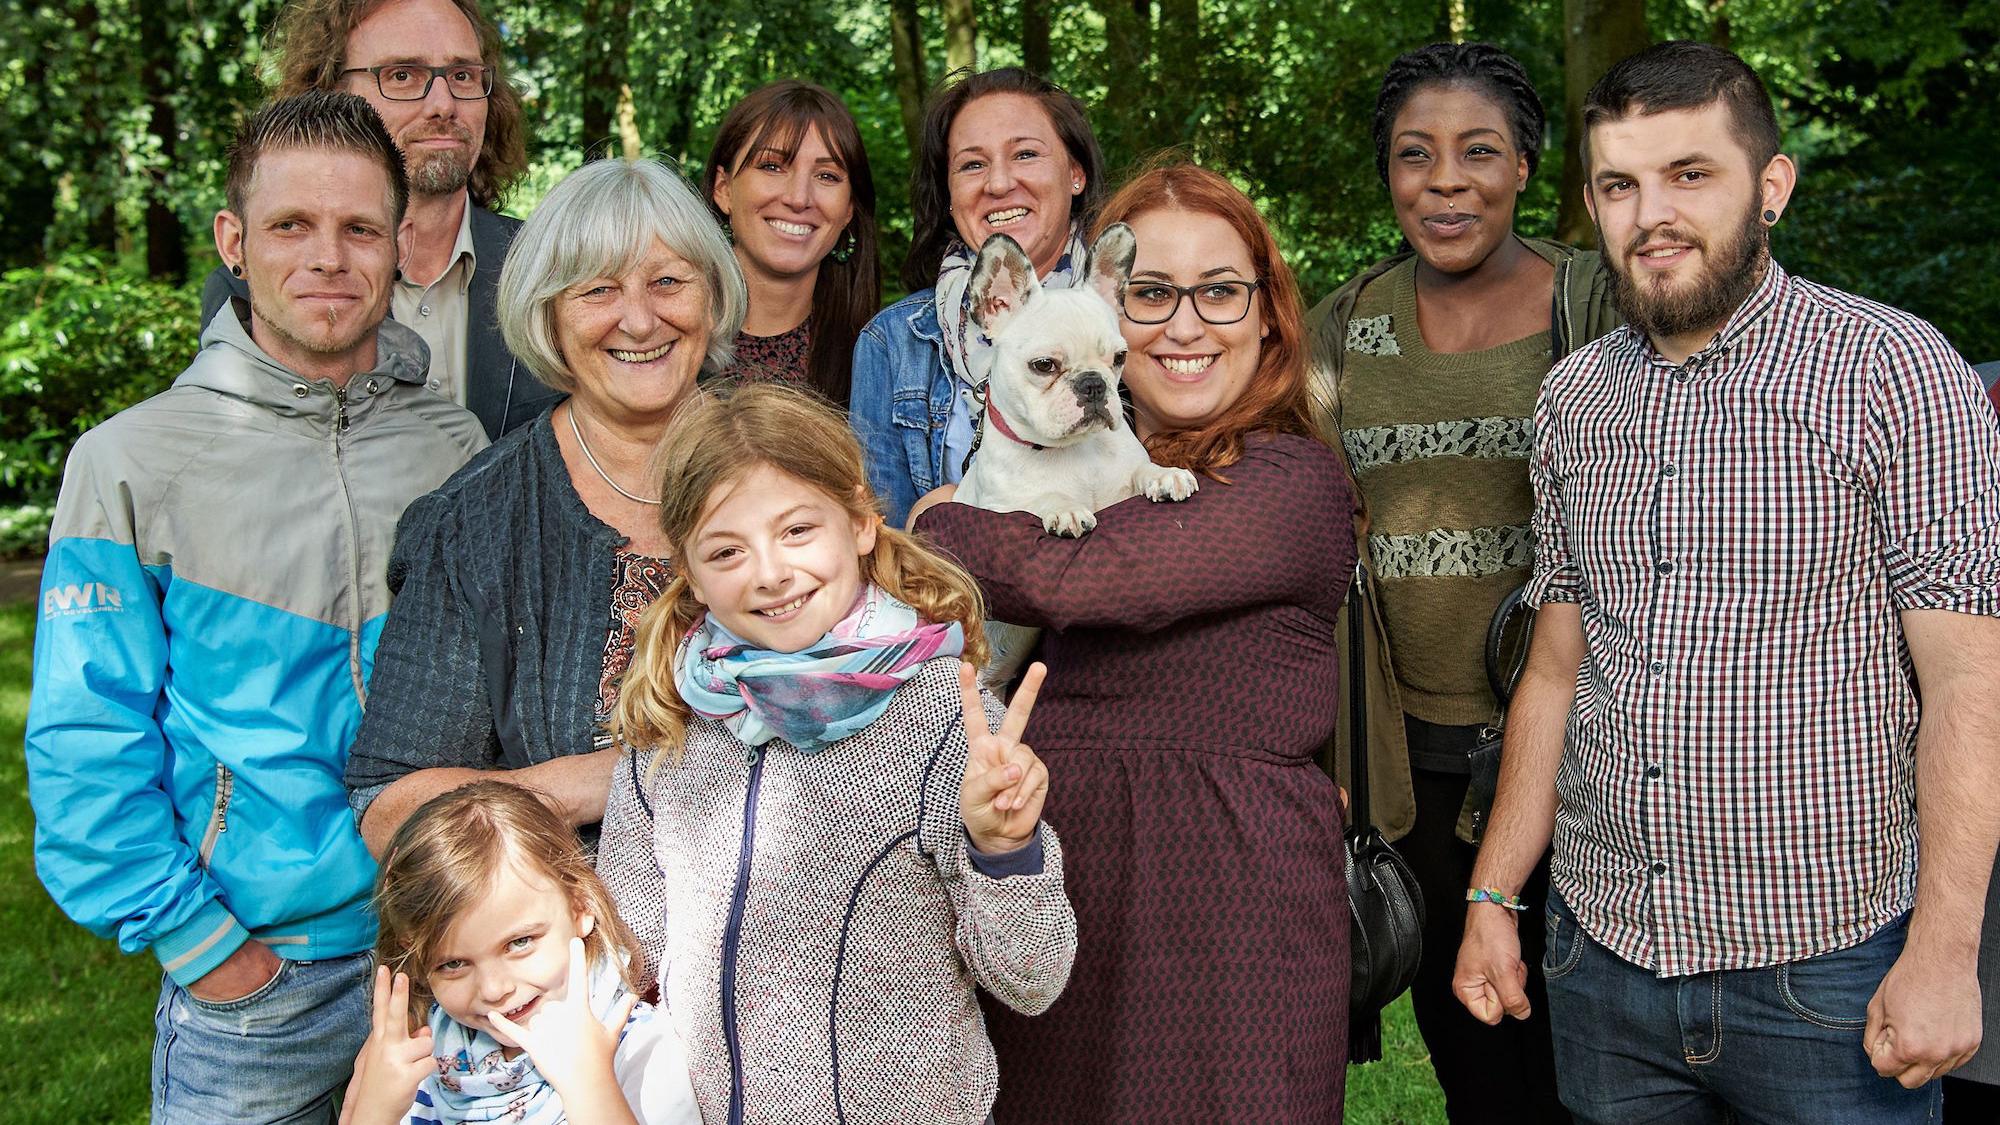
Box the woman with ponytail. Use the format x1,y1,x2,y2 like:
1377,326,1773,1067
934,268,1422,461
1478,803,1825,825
595,383,1076,1125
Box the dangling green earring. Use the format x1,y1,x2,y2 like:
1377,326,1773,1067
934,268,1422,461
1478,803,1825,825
719,216,735,245
829,227,857,264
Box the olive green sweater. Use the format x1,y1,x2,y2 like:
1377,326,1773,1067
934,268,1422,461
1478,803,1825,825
1340,258,1547,725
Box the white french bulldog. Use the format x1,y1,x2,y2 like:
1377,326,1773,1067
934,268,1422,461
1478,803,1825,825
955,223,1199,685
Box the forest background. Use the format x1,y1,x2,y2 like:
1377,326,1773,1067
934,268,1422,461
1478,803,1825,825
1,0,1998,547
0,2,1996,1119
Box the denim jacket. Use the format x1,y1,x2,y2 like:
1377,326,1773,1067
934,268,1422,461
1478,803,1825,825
850,289,957,526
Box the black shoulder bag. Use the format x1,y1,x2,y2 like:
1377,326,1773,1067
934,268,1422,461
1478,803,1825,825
1343,565,1426,1064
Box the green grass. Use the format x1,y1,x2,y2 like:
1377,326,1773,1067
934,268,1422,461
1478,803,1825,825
0,599,1444,1123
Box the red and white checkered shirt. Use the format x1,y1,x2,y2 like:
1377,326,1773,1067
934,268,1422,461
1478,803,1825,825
1525,261,2000,976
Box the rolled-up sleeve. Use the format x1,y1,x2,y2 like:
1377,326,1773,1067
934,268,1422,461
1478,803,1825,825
1863,326,2000,617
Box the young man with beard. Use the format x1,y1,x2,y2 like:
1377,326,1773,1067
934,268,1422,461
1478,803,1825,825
1451,40,2000,1124
200,0,558,438
26,92,486,1123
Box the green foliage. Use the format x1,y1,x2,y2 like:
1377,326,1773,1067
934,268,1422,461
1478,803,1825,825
0,254,198,510
0,601,162,1124
3,0,1997,512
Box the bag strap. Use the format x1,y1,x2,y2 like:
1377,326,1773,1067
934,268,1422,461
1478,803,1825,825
1346,562,1371,831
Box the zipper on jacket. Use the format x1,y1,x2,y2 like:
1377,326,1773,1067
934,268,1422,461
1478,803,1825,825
196,764,235,867
1553,257,1576,362
722,749,768,1125
327,384,368,705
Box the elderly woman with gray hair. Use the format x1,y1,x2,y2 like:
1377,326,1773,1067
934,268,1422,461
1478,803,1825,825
346,158,747,852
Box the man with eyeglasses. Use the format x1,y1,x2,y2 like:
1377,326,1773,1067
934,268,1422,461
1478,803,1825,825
200,0,558,438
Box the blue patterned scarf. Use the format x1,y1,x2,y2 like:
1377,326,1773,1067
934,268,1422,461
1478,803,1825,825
674,585,963,755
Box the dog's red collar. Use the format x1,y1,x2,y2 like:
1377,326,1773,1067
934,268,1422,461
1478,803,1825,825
983,396,1046,452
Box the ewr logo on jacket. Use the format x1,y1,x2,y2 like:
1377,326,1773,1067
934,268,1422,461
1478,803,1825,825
42,582,123,619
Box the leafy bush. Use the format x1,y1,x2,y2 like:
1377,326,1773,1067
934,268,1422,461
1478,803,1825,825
0,255,198,537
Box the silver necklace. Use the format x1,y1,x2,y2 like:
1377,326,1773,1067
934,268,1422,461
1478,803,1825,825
567,405,660,505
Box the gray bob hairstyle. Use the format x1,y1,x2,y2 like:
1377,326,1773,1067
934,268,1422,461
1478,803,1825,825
499,158,748,391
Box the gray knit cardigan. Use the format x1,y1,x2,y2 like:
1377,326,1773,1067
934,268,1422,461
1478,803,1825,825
346,406,624,820
596,656,1077,1125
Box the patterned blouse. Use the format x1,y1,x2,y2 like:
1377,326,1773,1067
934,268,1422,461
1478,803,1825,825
721,318,812,385
593,549,674,748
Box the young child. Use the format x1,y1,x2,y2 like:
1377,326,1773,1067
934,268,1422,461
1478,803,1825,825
597,382,1076,1125
342,781,700,1125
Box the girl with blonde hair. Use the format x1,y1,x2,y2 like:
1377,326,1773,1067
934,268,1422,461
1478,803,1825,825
342,780,698,1124
596,382,1076,1125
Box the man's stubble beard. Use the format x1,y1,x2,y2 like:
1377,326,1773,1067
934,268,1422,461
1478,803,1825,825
1603,196,1768,342
408,147,473,197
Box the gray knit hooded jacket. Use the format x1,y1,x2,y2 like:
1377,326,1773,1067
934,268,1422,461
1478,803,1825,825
596,656,1076,1125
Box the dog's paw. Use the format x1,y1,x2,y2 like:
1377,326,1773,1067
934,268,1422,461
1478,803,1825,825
1043,508,1098,537
1140,466,1200,503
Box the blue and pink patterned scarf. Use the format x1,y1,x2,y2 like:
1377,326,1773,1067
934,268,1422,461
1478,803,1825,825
674,585,963,755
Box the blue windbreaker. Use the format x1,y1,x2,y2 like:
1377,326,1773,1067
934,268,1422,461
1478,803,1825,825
25,304,486,985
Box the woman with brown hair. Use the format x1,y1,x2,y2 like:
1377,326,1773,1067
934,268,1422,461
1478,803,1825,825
912,162,1358,1122
702,80,879,403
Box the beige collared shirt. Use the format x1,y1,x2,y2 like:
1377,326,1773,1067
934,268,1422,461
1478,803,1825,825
392,200,477,405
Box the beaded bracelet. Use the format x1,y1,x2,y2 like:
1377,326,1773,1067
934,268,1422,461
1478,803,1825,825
1465,887,1529,912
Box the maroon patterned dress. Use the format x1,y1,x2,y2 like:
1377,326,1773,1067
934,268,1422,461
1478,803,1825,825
915,432,1356,1123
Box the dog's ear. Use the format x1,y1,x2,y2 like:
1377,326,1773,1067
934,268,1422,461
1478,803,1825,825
1083,223,1136,310
968,234,1038,335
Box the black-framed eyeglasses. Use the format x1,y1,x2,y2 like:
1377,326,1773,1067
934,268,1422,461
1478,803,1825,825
340,64,494,102
1120,279,1263,325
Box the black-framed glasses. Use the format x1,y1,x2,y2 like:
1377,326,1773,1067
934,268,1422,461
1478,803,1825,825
1120,279,1263,325
340,64,494,102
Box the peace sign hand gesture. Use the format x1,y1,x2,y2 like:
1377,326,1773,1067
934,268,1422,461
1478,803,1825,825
959,661,1051,856
338,966,436,1125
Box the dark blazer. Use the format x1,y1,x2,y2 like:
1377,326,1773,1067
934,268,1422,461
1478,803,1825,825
200,203,560,439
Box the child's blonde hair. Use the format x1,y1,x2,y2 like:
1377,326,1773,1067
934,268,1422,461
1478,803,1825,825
611,382,988,761
373,781,643,1029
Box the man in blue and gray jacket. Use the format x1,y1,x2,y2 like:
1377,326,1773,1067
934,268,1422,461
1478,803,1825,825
26,91,486,1123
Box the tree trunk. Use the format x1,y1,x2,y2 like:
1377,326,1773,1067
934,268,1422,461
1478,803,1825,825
616,84,643,161
579,0,633,160
943,0,978,75
1155,0,1200,142
1093,0,1153,155
1022,0,1050,76
1556,0,1650,247
1709,0,1732,49
889,0,926,155
1,49,57,267
137,0,187,280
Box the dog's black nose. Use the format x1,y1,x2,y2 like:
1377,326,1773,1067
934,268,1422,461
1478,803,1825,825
1073,372,1108,405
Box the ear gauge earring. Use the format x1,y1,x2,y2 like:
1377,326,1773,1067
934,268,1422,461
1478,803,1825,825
230,264,243,278
1763,209,1778,224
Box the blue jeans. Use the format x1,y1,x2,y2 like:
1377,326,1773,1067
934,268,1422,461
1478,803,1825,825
1542,891,1939,1124
151,951,372,1125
